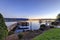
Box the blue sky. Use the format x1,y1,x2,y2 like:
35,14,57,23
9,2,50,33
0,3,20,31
0,0,60,19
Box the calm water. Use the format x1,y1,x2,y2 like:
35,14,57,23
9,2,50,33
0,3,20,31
5,21,40,30
5,21,48,33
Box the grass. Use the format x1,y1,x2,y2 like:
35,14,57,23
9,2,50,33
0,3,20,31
33,28,60,40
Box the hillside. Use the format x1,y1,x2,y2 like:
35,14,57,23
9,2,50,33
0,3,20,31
33,28,60,40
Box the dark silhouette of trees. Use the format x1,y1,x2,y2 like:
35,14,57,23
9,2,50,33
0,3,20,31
51,13,60,26
56,13,60,22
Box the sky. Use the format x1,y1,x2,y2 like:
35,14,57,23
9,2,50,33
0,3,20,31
0,0,60,19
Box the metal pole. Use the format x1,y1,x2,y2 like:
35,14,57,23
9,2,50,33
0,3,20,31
30,21,32,31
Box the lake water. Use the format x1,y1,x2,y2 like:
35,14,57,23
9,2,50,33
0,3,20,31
5,21,60,33
5,21,49,33
5,21,40,30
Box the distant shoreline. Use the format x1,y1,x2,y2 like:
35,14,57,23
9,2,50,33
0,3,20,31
4,18,56,22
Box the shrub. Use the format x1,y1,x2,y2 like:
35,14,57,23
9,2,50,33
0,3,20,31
8,31,14,35
40,24,46,31
51,22,59,26
51,22,55,25
0,13,8,40
18,33,23,39
50,25,54,28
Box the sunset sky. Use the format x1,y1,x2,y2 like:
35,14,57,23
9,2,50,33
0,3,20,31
0,0,60,19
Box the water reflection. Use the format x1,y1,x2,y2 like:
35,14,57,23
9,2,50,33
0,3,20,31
5,21,40,30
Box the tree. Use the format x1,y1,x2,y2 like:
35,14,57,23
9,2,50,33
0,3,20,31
56,13,60,22
0,13,8,40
